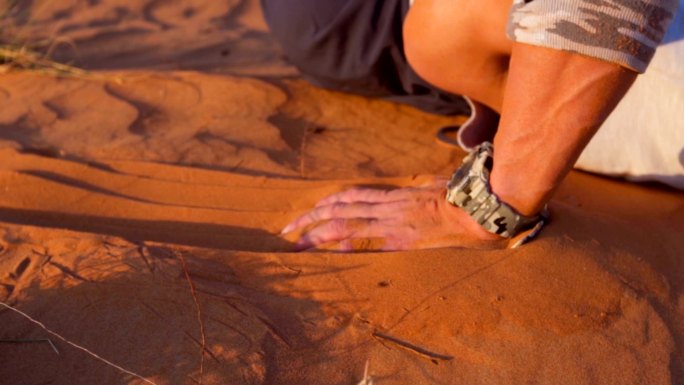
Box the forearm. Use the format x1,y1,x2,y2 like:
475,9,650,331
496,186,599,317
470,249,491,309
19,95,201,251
490,43,637,216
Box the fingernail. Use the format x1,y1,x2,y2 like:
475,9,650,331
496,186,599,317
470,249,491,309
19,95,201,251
294,236,312,251
294,242,310,252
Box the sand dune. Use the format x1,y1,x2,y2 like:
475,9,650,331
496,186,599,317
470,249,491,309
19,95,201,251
0,1,682,384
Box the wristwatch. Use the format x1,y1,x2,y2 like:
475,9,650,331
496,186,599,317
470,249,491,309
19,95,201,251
445,142,548,245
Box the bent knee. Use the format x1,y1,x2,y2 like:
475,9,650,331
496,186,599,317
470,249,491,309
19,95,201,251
403,0,512,107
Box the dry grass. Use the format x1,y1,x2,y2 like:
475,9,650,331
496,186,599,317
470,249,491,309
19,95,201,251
0,1,91,78
357,360,374,385
0,44,89,76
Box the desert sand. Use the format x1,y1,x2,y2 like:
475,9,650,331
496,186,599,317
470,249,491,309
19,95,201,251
0,1,682,384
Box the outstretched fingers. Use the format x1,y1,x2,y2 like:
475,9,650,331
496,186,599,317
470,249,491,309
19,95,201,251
294,218,394,251
281,201,405,234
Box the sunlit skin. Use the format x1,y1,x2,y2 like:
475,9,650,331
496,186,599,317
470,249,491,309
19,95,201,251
281,0,638,251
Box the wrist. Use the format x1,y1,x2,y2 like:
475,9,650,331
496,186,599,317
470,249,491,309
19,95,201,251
489,168,551,217
441,197,505,241
444,142,548,242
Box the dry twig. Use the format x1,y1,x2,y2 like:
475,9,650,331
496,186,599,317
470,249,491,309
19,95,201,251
0,301,157,385
176,250,207,385
372,331,453,361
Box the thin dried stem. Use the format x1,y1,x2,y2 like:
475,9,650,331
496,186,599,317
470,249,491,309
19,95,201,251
176,251,206,385
0,301,157,385
0,45,86,76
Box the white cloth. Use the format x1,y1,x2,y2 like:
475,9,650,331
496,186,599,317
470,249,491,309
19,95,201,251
576,0,684,189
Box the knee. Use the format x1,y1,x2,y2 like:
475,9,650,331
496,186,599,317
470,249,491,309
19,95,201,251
404,1,471,86
403,0,511,106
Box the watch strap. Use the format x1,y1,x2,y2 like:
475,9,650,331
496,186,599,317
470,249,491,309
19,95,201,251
446,142,547,239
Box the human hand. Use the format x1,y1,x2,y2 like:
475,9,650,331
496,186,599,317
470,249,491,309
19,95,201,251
280,178,506,251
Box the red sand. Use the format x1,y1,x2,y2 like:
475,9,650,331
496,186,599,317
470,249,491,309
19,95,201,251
0,1,682,384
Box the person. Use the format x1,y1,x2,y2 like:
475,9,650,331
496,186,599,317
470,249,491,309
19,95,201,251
265,0,682,251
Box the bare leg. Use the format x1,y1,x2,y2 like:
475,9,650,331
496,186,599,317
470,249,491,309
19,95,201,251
403,0,513,112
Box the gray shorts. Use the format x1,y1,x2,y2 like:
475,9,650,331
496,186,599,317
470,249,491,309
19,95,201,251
261,0,469,115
